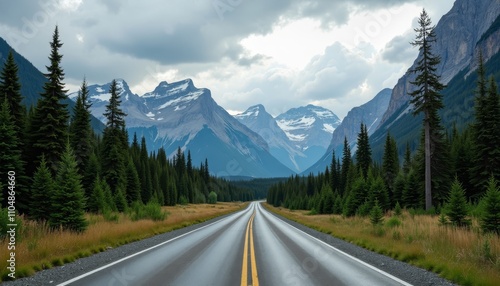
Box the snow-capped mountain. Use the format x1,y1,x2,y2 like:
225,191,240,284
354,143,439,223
69,79,294,178
303,88,392,175
275,105,341,167
235,105,310,173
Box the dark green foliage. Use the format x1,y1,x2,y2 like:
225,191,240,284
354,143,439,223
0,99,23,208
0,51,25,138
382,133,399,206
82,152,100,198
368,175,390,211
87,176,105,213
356,123,371,180
114,187,128,212
69,78,93,174
101,79,128,193
125,158,141,204
29,157,54,221
445,178,470,227
394,201,402,216
340,137,351,195
128,200,166,221
403,170,422,209
480,177,500,234
28,27,69,172
409,10,446,210
49,144,87,232
344,177,366,217
370,200,384,226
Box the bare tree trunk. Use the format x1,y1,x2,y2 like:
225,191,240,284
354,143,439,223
424,115,432,210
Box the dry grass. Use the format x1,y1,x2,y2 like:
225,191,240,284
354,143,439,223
265,203,500,286
0,202,245,281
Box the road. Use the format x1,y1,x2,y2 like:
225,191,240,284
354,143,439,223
58,202,412,286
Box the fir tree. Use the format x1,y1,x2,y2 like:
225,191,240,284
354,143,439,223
0,99,23,209
125,157,141,204
356,123,371,180
330,149,339,192
340,137,351,195
370,200,384,226
409,9,446,210
471,52,500,190
49,143,87,232
382,132,399,206
445,178,470,227
480,177,500,234
101,79,128,193
403,142,412,175
29,156,54,221
0,51,25,139
87,176,105,213
28,26,69,172
69,78,93,173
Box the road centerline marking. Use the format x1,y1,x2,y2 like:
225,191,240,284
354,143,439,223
241,209,259,286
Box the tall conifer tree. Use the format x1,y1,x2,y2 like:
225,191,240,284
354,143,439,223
29,26,69,172
409,10,447,210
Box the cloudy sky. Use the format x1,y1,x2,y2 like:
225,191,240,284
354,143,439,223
0,0,455,119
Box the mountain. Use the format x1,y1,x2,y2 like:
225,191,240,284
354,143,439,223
378,0,500,129
70,79,294,178
303,88,392,174
275,105,341,168
0,37,105,133
370,0,500,161
234,105,309,173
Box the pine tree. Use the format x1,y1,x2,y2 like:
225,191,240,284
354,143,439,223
101,79,128,193
125,157,141,204
480,177,500,234
356,123,371,180
370,200,384,226
0,99,23,209
330,149,339,192
29,156,54,221
340,137,351,195
382,132,399,206
0,51,25,139
471,52,500,190
28,26,69,172
49,143,87,232
445,178,470,227
403,142,412,175
409,9,446,210
69,78,93,174
87,176,105,213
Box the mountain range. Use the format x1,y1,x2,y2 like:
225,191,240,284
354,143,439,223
2,0,499,179
68,79,294,178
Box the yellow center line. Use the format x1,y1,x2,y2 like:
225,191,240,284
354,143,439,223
241,211,259,286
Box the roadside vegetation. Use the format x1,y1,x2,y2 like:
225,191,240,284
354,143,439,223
0,202,245,281
265,203,500,286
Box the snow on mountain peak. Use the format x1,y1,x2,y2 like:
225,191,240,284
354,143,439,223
235,104,266,119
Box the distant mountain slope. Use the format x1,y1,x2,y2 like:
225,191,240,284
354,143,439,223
275,104,341,169
0,37,105,133
303,88,392,174
378,0,500,129
370,2,500,162
235,105,308,172
70,79,294,178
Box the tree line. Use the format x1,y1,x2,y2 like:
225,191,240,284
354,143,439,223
0,27,255,233
267,10,500,234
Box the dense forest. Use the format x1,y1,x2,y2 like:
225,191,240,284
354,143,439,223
268,12,500,234
0,27,257,233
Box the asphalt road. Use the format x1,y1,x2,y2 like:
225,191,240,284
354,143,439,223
57,202,413,286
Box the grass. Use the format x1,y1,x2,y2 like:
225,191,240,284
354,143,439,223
0,202,246,281
264,203,500,286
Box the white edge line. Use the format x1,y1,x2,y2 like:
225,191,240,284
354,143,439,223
258,203,413,286
57,205,251,286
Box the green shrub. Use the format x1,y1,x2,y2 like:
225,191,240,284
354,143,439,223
386,217,402,228
208,191,217,204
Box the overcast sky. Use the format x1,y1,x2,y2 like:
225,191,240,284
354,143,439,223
0,0,455,119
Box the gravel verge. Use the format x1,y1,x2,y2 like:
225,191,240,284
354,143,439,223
3,204,458,286
267,208,458,286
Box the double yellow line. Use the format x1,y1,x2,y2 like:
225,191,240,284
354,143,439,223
241,211,259,286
